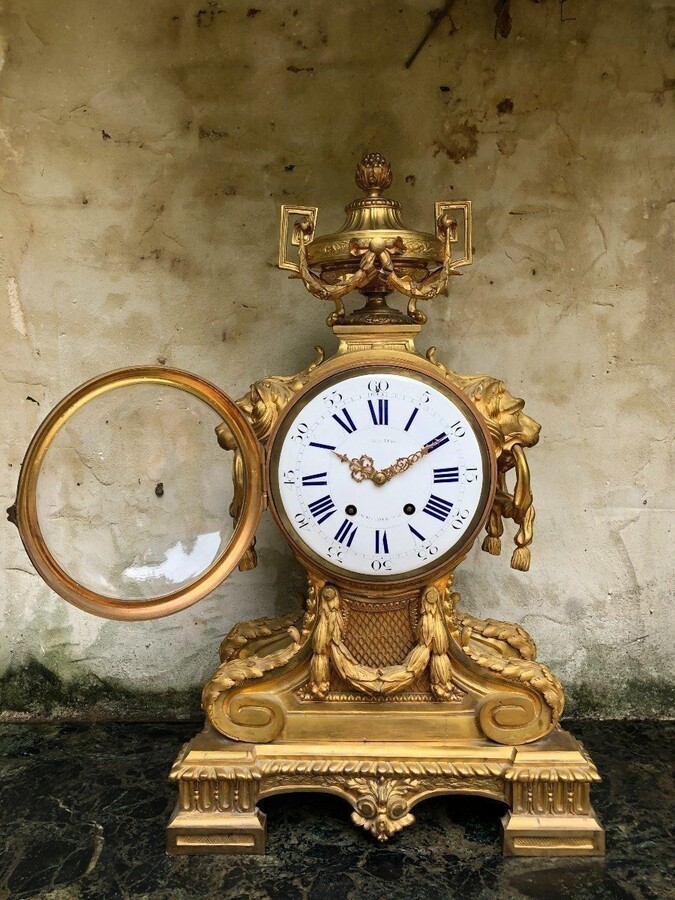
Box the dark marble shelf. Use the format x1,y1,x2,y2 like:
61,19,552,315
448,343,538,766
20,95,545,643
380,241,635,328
0,720,672,899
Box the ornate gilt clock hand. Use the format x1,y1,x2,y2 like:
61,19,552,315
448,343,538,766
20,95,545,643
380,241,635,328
373,438,442,486
332,450,377,483
333,438,442,487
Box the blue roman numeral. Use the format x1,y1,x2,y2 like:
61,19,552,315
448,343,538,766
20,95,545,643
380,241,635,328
375,529,389,553
332,408,357,433
334,518,358,547
368,399,389,426
422,494,454,522
425,432,449,453
309,441,336,450
404,407,419,432
302,472,328,486
308,495,336,524
408,524,426,541
433,467,459,483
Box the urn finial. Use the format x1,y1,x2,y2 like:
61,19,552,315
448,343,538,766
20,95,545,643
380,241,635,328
355,152,392,197
279,154,472,327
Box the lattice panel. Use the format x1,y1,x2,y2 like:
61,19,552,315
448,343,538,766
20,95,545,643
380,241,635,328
342,598,416,667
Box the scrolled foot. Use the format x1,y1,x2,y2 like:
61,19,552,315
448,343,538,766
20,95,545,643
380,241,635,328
478,691,543,745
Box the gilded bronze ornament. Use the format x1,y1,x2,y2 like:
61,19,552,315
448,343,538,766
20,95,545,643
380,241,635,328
11,153,604,859
279,153,472,326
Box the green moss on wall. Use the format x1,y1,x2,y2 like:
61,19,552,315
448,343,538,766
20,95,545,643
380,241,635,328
0,659,202,722
1,658,672,722
565,678,675,720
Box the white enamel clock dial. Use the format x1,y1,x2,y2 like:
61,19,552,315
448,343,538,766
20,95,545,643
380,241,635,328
270,369,492,580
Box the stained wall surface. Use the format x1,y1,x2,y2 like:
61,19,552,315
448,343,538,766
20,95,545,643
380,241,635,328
1,0,673,718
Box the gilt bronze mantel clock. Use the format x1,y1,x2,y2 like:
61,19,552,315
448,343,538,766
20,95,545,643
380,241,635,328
10,154,605,857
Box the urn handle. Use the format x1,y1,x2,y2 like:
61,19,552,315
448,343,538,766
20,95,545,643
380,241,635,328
278,205,319,273
434,200,472,270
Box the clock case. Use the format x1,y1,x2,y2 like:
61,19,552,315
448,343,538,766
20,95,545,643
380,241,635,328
10,155,604,857
266,358,497,588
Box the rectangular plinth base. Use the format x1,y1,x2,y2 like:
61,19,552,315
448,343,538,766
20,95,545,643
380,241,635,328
502,811,605,857
167,808,266,855
167,726,605,857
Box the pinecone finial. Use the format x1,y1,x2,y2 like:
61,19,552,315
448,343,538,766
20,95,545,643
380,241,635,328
355,153,392,197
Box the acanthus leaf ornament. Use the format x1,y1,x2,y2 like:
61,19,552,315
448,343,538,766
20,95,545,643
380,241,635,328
348,776,417,841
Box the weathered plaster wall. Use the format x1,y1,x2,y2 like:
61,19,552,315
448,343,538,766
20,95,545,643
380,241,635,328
1,0,673,719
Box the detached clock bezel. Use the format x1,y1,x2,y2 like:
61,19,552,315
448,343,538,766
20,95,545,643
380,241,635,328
267,355,497,590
